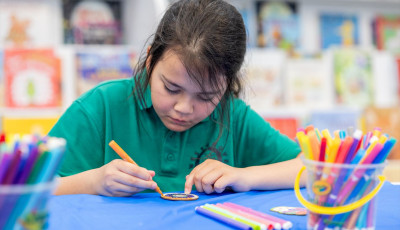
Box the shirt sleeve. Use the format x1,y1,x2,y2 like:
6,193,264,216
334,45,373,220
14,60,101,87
232,100,301,167
48,98,105,177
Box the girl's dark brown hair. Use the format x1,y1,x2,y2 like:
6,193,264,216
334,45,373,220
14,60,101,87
134,0,247,140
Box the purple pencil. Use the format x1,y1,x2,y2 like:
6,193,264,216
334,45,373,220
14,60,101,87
195,206,252,230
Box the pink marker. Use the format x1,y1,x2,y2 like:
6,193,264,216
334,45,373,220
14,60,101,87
336,143,384,204
215,203,276,230
223,202,293,229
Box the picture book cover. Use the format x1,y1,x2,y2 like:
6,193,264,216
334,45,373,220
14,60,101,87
76,49,136,96
244,49,286,112
231,0,256,47
0,2,54,47
309,109,362,133
333,48,373,107
264,117,298,140
397,58,400,99
2,116,59,137
255,1,299,52
0,51,3,107
63,0,123,44
320,13,359,50
4,49,61,108
363,106,400,159
375,15,400,55
284,58,333,109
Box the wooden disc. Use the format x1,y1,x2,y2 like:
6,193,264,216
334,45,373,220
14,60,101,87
161,193,199,201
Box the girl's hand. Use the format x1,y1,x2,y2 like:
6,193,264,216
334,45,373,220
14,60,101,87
92,159,158,197
184,159,252,194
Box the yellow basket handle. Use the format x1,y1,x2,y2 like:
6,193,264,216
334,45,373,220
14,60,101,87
294,166,385,215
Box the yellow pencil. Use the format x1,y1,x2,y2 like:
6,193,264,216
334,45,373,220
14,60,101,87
109,140,163,195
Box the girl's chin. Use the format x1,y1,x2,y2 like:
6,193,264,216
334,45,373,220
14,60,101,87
165,124,190,132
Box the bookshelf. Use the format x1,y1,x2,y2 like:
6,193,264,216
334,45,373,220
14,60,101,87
0,0,399,161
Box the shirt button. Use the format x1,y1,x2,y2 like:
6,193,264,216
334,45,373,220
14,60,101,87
167,153,175,161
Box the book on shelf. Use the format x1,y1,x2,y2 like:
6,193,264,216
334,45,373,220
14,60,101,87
333,48,373,107
374,15,400,55
0,51,3,108
397,58,400,100
264,117,298,140
362,106,400,159
76,48,137,96
319,13,359,50
231,0,256,47
283,58,333,109
4,49,62,109
255,1,299,52
0,1,54,47
2,116,59,137
244,49,286,112
63,0,123,44
372,51,399,107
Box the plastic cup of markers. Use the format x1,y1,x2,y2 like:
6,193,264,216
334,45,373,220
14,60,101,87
0,180,58,230
294,156,386,230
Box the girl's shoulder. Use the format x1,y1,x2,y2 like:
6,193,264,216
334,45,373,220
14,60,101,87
231,97,251,115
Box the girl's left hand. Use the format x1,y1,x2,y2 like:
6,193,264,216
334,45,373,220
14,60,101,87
184,159,251,194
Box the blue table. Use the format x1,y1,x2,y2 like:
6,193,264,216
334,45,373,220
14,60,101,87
48,182,400,229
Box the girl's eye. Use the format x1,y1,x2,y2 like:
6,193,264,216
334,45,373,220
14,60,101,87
197,95,213,102
164,85,179,94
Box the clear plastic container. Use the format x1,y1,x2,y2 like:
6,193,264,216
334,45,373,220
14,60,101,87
295,156,386,230
0,180,57,230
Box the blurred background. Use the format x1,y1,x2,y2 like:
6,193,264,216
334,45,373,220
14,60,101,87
0,0,399,181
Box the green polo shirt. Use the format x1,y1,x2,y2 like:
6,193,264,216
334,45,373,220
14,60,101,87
49,79,300,192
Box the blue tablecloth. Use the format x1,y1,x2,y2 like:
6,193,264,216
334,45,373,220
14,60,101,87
48,182,400,229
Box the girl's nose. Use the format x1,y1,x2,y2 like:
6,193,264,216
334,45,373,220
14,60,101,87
174,96,194,114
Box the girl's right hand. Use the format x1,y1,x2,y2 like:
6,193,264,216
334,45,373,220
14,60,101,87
92,159,158,197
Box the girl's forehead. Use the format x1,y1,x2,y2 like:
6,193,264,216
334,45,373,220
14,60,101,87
159,48,227,91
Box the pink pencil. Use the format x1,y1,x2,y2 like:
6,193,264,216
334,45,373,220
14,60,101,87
215,203,276,230
223,202,293,229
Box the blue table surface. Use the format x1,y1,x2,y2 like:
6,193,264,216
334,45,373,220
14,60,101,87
48,182,400,230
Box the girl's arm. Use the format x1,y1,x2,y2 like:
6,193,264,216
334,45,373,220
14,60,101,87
184,154,306,194
54,159,158,196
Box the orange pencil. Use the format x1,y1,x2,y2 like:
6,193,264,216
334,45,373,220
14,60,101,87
108,140,163,195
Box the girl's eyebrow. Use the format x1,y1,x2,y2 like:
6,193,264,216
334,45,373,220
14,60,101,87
161,75,220,95
161,75,182,88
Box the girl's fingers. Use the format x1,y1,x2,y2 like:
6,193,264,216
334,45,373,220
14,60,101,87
213,175,232,193
114,170,157,190
184,174,194,194
184,161,207,194
117,160,154,181
201,169,223,194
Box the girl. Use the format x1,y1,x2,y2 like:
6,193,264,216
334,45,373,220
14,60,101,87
50,0,305,197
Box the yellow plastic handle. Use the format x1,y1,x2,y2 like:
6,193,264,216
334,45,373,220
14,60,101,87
294,166,385,215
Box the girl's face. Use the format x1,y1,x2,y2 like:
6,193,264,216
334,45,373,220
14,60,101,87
150,50,226,132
